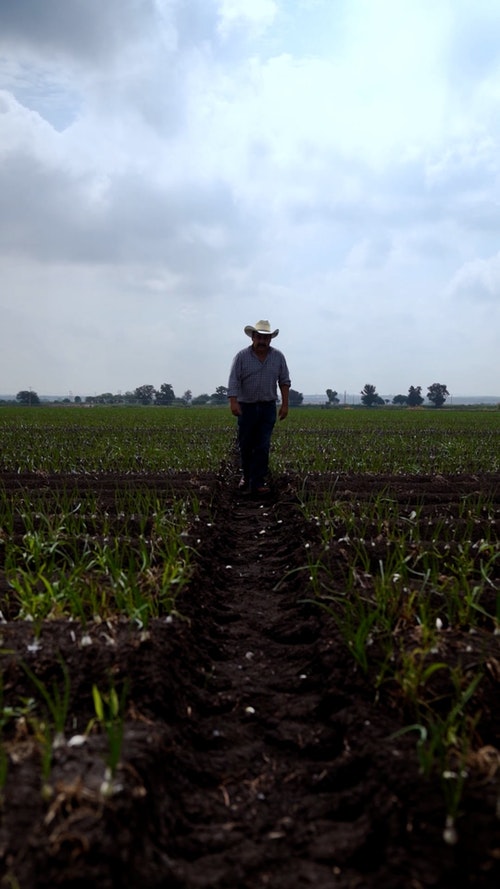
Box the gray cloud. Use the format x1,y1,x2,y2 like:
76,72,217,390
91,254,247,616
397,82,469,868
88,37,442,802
0,0,222,69
0,0,159,63
0,150,259,285
1,0,499,397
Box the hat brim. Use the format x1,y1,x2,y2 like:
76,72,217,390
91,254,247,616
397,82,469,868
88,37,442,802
244,326,279,338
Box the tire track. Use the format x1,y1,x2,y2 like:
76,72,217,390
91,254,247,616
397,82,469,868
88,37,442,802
168,479,408,889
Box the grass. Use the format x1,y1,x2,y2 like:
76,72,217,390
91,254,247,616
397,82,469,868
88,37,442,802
91,678,129,784
0,403,498,473
2,488,198,625
0,405,233,473
296,473,498,844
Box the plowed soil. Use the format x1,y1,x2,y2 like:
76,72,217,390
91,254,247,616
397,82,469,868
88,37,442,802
0,470,499,888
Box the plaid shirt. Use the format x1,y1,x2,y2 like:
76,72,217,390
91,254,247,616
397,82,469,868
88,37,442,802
227,345,291,402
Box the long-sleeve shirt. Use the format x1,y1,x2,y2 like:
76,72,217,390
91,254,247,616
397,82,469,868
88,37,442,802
227,345,291,402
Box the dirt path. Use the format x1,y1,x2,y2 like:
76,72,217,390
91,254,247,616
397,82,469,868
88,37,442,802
171,483,345,888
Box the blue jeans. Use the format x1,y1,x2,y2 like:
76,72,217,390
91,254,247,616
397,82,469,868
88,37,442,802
237,401,276,489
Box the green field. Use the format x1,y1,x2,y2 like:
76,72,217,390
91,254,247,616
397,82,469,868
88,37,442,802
0,404,498,474
0,403,498,875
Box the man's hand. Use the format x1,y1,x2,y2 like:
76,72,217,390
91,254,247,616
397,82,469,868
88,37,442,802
229,397,241,416
279,385,290,420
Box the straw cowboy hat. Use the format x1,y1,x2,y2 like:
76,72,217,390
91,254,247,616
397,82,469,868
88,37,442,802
244,320,279,338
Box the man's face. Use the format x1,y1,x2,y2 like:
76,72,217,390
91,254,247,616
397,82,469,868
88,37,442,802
252,332,272,355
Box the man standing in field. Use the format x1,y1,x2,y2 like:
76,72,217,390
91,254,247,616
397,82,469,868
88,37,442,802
228,320,291,495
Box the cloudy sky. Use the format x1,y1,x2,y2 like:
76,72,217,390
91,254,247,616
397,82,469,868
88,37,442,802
1,0,499,399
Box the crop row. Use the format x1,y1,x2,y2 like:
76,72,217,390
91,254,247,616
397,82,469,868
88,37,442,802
0,406,498,473
294,482,499,842
0,482,209,627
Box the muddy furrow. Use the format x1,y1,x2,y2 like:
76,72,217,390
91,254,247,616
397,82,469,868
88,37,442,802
162,481,425,889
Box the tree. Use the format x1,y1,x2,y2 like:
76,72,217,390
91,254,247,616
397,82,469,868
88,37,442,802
134,384,156,405
192,393,210,405
326,389,340,405
427,383,449,408
99,392,115,404
392,394,408,405
210,386,228,405
407,385,424,407
16,390,40,405
155,383,175,405
182,390,192,405
289,389,303,406
360,383,382,407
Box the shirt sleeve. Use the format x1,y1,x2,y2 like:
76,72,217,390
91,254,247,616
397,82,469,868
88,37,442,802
278,354,291,387
227,353,241,397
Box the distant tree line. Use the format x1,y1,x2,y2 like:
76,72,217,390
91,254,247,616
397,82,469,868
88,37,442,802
324,383,450,408
9,382,450,408
84,384,230,406
8,386,227,407
85,386,305,406
391,383,449,408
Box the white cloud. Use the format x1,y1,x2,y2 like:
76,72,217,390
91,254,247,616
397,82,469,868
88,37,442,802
0,89,61,156
0,0,499,398
217,0,278,37
447,252,500,302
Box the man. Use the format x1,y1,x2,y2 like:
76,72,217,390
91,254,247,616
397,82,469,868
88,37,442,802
228,320,291,494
